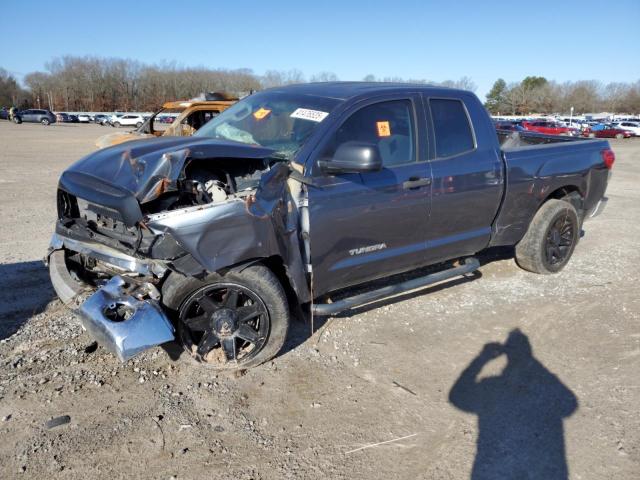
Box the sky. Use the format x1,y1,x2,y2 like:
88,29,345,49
2,0,639,99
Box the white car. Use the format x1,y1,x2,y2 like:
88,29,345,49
558,118,587,130
112,114,144,128
612,121,640,136
77,114,91,123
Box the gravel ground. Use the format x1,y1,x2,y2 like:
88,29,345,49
0,121,638,479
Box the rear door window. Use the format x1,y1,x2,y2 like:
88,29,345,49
429,99,475,158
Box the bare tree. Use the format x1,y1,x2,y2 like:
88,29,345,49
310,71,339,82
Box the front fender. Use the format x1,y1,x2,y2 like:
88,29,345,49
147,163,311,303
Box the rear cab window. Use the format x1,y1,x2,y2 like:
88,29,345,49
429,98,475,158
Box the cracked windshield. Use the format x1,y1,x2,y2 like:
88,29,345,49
195,91,341,160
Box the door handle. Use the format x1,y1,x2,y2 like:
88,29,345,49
403,177,432,189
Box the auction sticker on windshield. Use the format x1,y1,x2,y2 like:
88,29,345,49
290,108,329,122
253,108,271,120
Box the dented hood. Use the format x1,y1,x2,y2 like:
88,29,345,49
59,136,275,226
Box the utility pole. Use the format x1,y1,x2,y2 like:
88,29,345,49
569,106,574,126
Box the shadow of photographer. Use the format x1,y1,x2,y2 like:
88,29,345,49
449,329,578,479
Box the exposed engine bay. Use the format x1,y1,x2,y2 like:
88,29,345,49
58,153,280,264
140,157,270,214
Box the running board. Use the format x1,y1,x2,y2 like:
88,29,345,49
312,257,480,316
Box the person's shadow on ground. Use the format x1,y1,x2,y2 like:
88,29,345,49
449,329,578,480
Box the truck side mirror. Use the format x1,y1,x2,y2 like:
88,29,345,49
318,141,383,174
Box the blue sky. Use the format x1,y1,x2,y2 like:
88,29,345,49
2,0,639,99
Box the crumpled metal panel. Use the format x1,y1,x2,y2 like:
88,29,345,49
61,137,275,204
79,276,175,361
147,162,311,302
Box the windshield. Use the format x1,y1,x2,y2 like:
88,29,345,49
195,91,341,160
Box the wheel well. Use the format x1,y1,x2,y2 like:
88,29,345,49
545,186,583,213
162,255,304,318
259,256,300,312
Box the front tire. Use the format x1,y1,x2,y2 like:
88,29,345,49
41,118,50,125
136,122,142,128
13,116,21,124
515,199,579,274
615,133,624,139
113,122,121,128
162,265,290,370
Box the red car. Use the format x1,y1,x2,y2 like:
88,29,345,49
583,126,632,139
521,120,577,136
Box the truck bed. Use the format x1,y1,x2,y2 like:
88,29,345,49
491,130,611,248
497,130,585,148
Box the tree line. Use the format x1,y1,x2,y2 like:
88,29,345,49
1,56,638,114
485,76,640,115
0,56,479,112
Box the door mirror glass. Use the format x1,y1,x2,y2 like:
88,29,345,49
319,141,383,174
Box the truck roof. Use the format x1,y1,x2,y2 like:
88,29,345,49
265,81,470,100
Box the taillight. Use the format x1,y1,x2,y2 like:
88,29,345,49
601,149,615,169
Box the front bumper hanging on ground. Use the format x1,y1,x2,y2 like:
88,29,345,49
79,276,175,362
47,234,175,362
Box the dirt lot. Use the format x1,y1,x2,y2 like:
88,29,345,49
0,121,638,479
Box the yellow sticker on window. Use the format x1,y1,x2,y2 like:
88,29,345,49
253,108,271,120
376,121,391,137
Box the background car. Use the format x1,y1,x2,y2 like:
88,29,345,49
56,112,70,122
77,114,91,123
522,120,578,136
558,118,587,129
112,114,144,128
583,125,632,139
67,114,79,123
14,109,57,125
494,121,525,132
107,113,124,126
93,114,110,125
612,121,640,136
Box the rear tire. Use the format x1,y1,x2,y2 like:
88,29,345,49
515,199,579,274
162,265,290,370
615,133,624,139
114,122,121,128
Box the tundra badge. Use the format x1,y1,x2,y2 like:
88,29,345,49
349,243,387,256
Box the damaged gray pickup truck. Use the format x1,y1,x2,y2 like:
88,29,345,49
47,82,614,369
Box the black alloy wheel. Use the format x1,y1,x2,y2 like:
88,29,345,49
515,198,580,274
543,213,574,267
178,283,270,365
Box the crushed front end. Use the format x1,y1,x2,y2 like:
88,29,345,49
46,137,310,363
48,220,176,362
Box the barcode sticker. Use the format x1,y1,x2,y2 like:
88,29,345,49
290,108,329,122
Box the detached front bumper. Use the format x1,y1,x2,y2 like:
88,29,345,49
47,233,175,362
79,276,174,362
